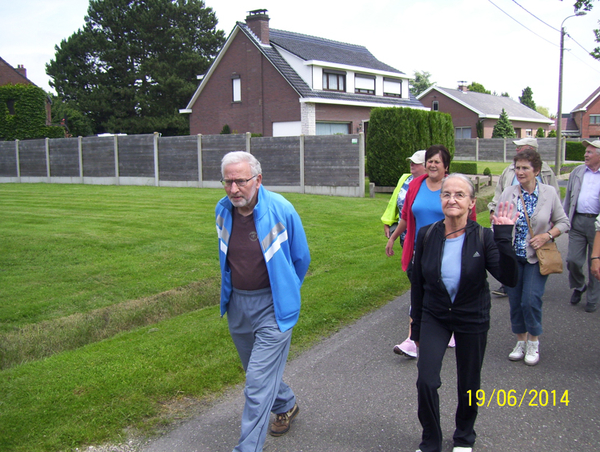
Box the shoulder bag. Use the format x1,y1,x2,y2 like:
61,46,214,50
518,190,563,275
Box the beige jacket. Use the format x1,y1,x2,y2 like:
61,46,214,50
488,162,559,213
498,183,570,264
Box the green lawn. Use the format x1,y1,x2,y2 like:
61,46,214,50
0,183,410,451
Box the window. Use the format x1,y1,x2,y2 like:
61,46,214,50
590,115,600,124
355,75,375,95
232,75,241,102
526,129,532,137
323,71,345,92
432,101,439,111
455,127,471,139
383,78,402,98
316,122,350,135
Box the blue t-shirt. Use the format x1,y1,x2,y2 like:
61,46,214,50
412,182,444,242
442,234,465,303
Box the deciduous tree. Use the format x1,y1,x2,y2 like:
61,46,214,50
46,0,225,136
466,82,491,94
410,71,435,96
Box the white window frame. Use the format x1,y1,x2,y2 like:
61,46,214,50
232,76,241,102
383,78,402,98
355,74,375,95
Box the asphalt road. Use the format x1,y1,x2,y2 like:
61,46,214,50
141,233,600,452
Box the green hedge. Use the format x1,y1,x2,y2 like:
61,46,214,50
0,84,64,140
566,141,585,161
450,161,478,174
366,107,454,186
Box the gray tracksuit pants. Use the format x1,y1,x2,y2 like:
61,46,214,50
228,287,295,452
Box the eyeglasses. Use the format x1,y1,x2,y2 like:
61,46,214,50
441,192,468,200
220,175,257,188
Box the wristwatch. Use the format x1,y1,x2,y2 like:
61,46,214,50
547,231,553,240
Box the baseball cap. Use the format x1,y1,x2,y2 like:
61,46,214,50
407,150,426,164
582,139,600,149
513,138,538,149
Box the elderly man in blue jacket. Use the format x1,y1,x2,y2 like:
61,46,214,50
215,151,311,452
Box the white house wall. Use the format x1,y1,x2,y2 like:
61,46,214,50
274,45,313,87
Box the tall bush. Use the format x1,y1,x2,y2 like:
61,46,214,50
366,107,454,186
566,141,585,161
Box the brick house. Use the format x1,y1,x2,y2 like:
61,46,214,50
569,86,600,139
180,9,425,137
0,56,52,125
417,85,553,139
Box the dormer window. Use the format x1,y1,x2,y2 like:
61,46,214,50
355,75,375,95
323,70,345,92
383,78,402,98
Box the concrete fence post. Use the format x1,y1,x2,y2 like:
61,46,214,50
114,135,120,185
299,135,305,194
45,137,51,181
197,134,203,187
153,132,160,187
78,136,83,181
246,132,251,153
15,139,20,179
359,132,365,198
475,137,479,161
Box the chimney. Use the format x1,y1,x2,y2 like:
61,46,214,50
16,64,27,79
246,9,270,45
457,81,468,92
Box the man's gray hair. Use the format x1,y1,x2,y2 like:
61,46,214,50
221,151,262,178
442,173,476,199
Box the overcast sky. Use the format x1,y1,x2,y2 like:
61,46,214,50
1,0,599,114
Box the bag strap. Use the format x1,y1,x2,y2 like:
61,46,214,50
423,220,440,246
518,189,535,238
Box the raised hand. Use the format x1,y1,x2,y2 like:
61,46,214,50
491,201,519,225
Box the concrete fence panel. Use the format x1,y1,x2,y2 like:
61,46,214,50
49,138,80,178
0,141,17,178
19,139,47,179
159,135,199,184
251,136,301,187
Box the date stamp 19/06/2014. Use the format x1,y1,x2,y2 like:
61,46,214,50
467,389,569,407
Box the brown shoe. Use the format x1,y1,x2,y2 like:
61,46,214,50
269,403,299,437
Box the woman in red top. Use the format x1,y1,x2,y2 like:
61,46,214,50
386,145,476,358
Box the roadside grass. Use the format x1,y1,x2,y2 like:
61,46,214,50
0,183,408,451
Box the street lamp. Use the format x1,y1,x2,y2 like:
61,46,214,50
555,11,586,175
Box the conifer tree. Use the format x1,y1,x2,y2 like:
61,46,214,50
492,109,516,138
46,0,225,136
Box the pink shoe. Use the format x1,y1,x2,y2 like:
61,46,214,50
393,338,417,358
448,334,456,348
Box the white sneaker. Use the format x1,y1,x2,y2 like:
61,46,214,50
508,341,526,361
453,447,473,452
525,340,539,366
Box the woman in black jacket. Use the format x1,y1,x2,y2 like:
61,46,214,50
411,174,518,452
